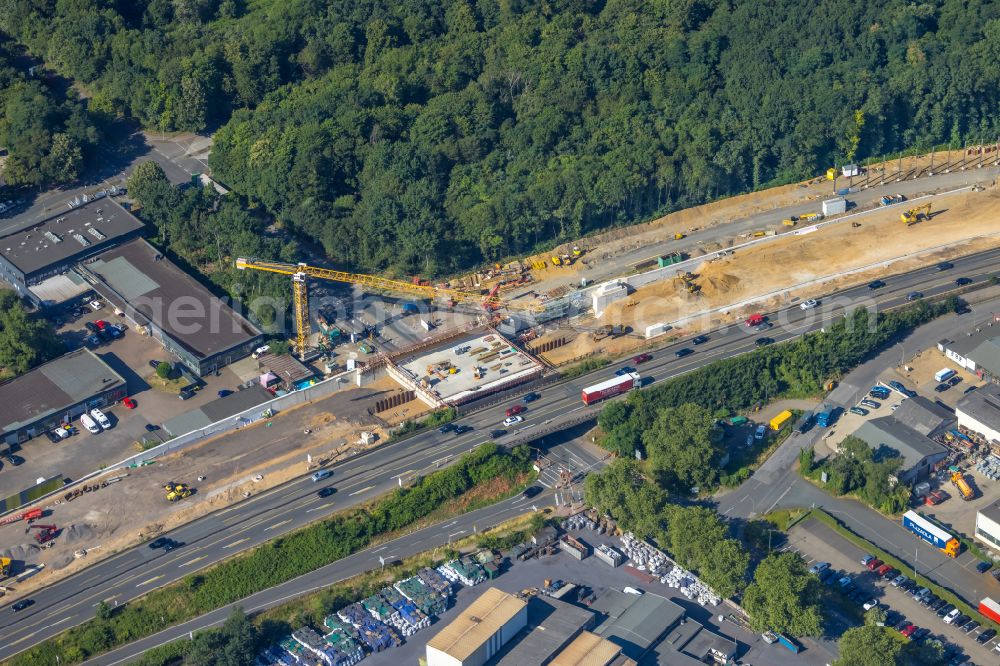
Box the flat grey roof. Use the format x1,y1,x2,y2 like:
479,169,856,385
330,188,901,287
593,590,684,659
83,239,262,359
957,383,1000,433
0,199,143,276
979,499,1000,526
0,349,125,434
854,417,948,470
162,386,273,437
493,596,595,666
969,338,1000,376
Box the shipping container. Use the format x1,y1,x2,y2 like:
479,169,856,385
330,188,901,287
775,633,802,653
978,597,1000,624
769,410,793,431
822,197,847,216
902,510,960,557
581,373,640,405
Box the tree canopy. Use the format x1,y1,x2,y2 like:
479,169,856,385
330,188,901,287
742,552,824,637
0,291,62,377
834,625,944,666
2,1,999,274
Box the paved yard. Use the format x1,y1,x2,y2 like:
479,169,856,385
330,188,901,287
788,516,999,665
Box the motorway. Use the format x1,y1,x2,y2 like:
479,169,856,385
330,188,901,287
6,246,1000,660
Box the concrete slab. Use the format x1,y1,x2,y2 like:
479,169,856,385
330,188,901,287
395,330,542,405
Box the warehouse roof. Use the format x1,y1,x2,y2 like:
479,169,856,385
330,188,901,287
550,631,623,666
0,198,143,276
593,590,684,659
0,349,126,434
494,596,595,666
957,383,1000,433
969,338,1000,377
892,396,955,436
854,418,948,471
979,499,1000,526
83,238,261,359
425,587,526,661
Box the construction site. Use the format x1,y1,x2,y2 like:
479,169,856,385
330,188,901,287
394,329,544,406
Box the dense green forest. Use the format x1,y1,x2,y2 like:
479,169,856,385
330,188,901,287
0,291,62,377
0,40,100,187
3,0,1000,274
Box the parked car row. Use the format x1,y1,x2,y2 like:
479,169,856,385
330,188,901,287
83,319,126,349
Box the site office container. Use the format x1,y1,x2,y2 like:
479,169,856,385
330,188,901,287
581,373,640,405
769,410,793,431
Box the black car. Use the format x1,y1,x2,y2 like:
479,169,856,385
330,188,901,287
755,337,774,347
692,335,709,345
85,321,100,333
934,383,949,393
952,615,970,628
911,627,930,641
522,485,542,498
522,393,539,403
148,537,169,549
489,429,507,439
145,423,160,432
961,620,979,634
929,598,947,611
149,359,164,370
948,376,962,387
976,628,996,643
819,569,838,583
936,262,954,271
921,594,938,607
178,389,195,400
453,425,473,435
438,423,456,433
4,454,23,466
868,280,886,290
976,560,992,573
317,487,335,498
936,603,954,617
675,348,694,358
162,539,179,552
11,599,33,612
906,291,923,301
894,618,910,631
955,277,973,286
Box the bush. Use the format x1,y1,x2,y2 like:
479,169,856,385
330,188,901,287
155,362,172,379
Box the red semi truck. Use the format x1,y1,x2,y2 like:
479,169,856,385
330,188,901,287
581,373,641,405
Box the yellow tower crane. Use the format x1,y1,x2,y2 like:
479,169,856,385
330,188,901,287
235,258,544,359
900,203,932,226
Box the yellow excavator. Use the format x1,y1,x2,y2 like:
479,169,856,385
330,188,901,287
164,481,193,502
901,203,932,226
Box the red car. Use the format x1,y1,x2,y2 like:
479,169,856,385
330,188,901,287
876,564,893,576
505,404,525,418
123,397,137,409
866,558,883,571
900,624,917,638
632,354,652,364
94,319,110,330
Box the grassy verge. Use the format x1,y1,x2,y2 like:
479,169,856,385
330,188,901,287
807,508,998,632
720,418,797,488
128,513,548,666
561,357,609,378
8,444,533,666
762,508,811,532
386,407,457,442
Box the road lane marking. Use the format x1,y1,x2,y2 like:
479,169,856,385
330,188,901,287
305,503,332,513
49,616,73,627
222,538,250,549
135,575,164,588
349,485,375,496
6,632,37,648
178,556,206,568
264,519,292,531
93,595,119,606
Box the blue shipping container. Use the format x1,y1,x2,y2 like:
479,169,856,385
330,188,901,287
776,633,802,653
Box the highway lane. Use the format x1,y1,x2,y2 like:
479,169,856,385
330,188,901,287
4,245,1000,659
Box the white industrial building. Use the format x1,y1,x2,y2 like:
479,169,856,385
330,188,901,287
975,500,1000,553
956,384,1000,445
425,587,527,666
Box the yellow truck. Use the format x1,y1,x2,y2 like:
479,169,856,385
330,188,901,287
769,410,793,431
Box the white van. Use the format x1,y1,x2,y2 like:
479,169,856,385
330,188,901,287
80,413,101,434
90,408,112,429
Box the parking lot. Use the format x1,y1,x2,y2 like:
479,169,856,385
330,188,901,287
787,516,1000,665
0,296,248,495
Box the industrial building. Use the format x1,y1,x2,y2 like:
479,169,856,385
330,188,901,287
938,331,1000,383
425,587,527,666
0,349,127,448
956,383,1000,444
492,596,600,666
591,589,736,664
549,631,630,666
161,385,274,437
975,500,1000,554
0,198,144,306
78,238,264,376
852,396,954,483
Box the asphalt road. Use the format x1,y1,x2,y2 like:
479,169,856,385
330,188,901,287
6,245,1000,660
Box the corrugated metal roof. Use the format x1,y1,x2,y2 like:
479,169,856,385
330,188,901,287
426,587,526,660
550,631,621,666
